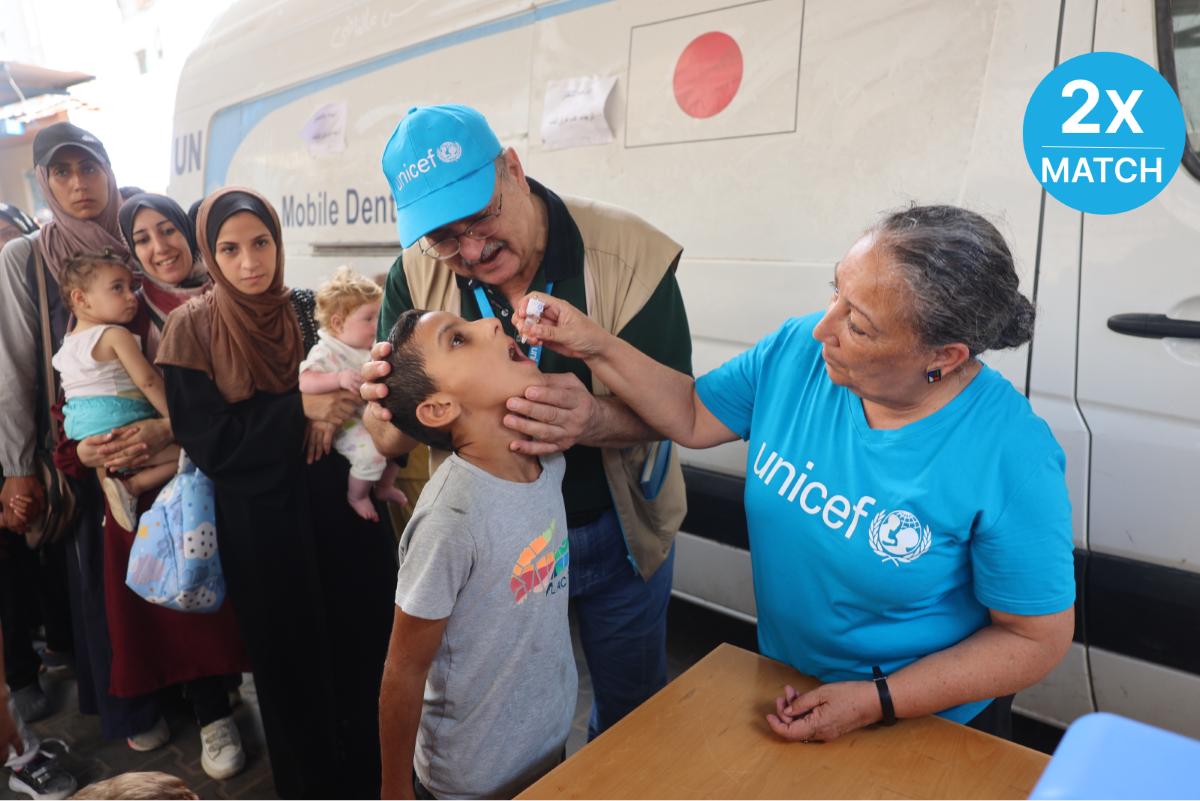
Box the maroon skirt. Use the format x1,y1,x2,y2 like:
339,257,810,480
103,494,249,698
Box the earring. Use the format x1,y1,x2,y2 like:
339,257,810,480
926,368,942,384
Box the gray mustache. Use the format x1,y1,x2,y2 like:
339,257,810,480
462,240,503,266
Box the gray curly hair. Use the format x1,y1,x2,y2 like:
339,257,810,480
869,205,1035,356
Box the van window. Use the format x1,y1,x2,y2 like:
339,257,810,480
1162,0,1200,175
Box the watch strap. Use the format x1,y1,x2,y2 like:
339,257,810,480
872,665,897,726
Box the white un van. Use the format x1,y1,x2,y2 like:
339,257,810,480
169,0,1200,738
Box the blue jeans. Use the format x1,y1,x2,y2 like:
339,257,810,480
568,508,674,740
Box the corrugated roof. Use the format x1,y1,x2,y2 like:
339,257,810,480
0,61,94,107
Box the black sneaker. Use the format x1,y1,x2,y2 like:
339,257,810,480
7,740,77,800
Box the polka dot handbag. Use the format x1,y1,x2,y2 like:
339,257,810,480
125,450,225,613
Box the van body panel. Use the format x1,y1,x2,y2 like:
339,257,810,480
1014,643,1095,728
1090,648,1200,740
169,0,1198,738
1079,0,1200,572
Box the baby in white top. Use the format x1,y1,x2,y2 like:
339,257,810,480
300,266,407,521
51,250,179,531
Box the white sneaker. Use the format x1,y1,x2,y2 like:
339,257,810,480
100,476,138,531
126,717,169,752
200,716,245,780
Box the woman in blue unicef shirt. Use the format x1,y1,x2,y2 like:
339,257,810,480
515,205,1075,742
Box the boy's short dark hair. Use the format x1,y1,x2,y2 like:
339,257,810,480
59,248,131,308
383,309,454,451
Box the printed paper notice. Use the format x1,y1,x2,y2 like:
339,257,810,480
540,76,617,150
301,102,348,157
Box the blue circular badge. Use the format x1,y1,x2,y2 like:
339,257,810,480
1023,51,1186,215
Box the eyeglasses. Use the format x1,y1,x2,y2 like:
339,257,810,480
419,193,503,261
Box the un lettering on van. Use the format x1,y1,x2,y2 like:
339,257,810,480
173,131,202,176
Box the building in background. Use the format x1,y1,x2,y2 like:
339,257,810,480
0,62,94,219
0,0,235,209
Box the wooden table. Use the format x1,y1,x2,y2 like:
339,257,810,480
519,644,1049,799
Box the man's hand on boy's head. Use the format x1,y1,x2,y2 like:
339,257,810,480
362,340,394,422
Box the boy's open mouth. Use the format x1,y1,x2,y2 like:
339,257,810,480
508,341,529,363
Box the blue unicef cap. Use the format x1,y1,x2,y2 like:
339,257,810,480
381,104,502,248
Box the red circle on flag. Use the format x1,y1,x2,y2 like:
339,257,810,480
673,31,744,119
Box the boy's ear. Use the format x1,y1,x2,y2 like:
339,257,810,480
415,394,460,433
329,313,344,333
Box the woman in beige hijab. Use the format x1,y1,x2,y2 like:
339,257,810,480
157,187,397,799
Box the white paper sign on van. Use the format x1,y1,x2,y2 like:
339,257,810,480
540,75,617,151
301,101,348,158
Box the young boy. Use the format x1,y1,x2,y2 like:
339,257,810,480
377,309,576,800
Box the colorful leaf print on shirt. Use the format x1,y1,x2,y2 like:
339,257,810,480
510,519,568,604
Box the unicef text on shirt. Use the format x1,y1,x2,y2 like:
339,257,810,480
752,442,876,539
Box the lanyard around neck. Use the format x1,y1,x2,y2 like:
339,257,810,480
472,281,555,366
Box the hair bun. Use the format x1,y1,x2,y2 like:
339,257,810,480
992,293,1036,350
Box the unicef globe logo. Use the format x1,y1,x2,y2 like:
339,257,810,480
868,509,932,565
437,140,463,163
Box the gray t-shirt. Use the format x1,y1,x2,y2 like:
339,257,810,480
395,452,576,800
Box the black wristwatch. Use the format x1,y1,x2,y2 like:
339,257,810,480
871,665,897,726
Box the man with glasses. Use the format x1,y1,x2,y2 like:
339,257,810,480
363,104,692,741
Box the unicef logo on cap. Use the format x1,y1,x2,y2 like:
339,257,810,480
868,509,932,565
437,141,463,163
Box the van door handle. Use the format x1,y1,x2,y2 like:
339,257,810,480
1107,313,1200,339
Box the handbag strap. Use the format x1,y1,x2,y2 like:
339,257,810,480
32,245,62,448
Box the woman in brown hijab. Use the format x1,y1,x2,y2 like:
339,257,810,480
157,187,397,800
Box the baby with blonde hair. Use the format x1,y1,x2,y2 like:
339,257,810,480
71,771,197,799
300,266,406,520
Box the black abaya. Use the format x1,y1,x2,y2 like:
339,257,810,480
164,366,396,799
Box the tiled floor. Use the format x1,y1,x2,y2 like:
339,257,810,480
3,598,1056,799
2,598,755,800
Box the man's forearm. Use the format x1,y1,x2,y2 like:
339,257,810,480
585,335,704,447
364,410,419,459
578,396,665,449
